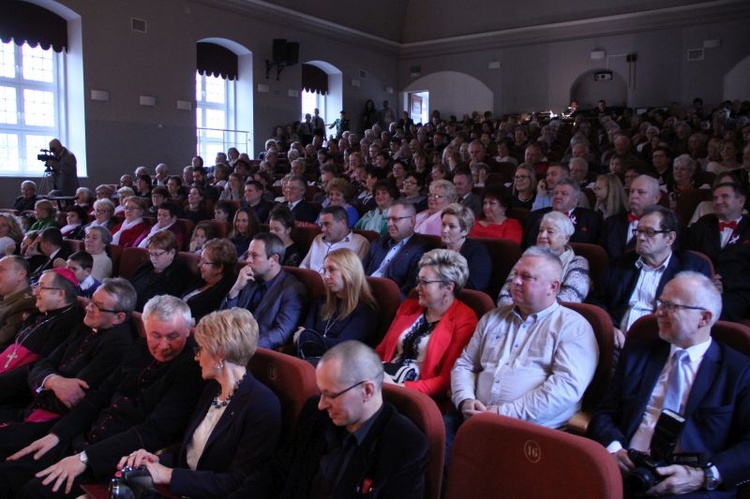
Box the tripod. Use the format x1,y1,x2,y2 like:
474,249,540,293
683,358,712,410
38,169,56,196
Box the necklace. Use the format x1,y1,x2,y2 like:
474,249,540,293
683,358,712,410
211,372,246,409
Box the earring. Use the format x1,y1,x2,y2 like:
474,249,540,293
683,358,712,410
216,360,224,371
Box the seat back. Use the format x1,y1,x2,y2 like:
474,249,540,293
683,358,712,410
444,413,623,499
353,229,381,243
117,247,149,279
471,237,521,299
458,288,496,321
290,224,321,258
248,348,318,444
628,314,750,356
570,242,609,295
561,302,615,416
174,218,195,251
283,265,325,303
382,383,445,499
366,276,402,346
175,251,201,281
675,189,712,231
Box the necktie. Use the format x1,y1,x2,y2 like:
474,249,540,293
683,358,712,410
719,220,737,231
662,350,689,413
627,213,640,223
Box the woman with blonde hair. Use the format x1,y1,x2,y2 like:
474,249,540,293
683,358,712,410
510,162,537,210
295,248,379,358
593,173,628,219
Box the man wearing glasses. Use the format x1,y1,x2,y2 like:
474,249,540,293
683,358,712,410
238,340,428,498
590,272,750,497
0,295,203,498
597,206,712,347
365,202,435,298
0,278,135,444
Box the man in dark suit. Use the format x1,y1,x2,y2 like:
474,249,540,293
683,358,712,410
687,182,750,321
365,202,435,297
597,206,712,345
589,272,750,497
601,175,662,258
239,340,429,498
243,180,273,224
453,170,482,216
0,295,203,498
31,227,71,280
523,179,602,248
284,175,318,223
223,232,306,349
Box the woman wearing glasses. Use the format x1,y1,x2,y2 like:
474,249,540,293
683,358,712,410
510,163,537,210
182,239,238,321
414,180,457,236
375,249,477,406
118,308,281,498
130,231,191,311
111,197,150,248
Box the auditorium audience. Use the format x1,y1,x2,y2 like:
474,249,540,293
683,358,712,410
440,204,492,292
0,213,23,256
468,185,523,244
267,206,302,267
300,206,370,271
83,225,113,281
229,207,261,258
131,231,191,311
592,173,628,219
188,221,218,255
182,238,238,321
510,162,537,210
415,179,457,236
111,197,149,248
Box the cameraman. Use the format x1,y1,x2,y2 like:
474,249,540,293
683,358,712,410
589,271,750,497
46,138,80,196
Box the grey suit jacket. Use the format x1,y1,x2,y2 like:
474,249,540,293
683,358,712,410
222,269,307,349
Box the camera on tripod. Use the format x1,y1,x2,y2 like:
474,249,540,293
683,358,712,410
626,409,708,495
37,149,56,173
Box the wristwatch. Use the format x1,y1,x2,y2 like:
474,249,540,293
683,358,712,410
79,450,89,466
703,464,719,491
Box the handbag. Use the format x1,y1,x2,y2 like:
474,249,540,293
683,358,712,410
108,466,163,499
383,359,419,383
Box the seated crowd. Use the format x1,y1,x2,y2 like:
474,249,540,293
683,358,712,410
0,97,748,497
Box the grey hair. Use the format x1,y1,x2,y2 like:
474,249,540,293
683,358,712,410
100,277,137,315
540,210,575,238
142,294,193,329
521,246,563,281
671,271,722,326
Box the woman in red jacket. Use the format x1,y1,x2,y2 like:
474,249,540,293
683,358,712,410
376,248,478,406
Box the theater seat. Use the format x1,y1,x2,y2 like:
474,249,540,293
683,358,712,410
382,383,445,499
471,237,521,299
444,413,623,499
458,288,495,320
248,347,318,444
562,301,615,435
366,276,401,346
570,242,609,295
116,247,149,279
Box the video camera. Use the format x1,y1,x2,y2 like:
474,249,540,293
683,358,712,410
626,409,708,495
37,149,56,174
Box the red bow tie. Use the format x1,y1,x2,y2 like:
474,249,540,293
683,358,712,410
627,213,640,223
719,221,738,231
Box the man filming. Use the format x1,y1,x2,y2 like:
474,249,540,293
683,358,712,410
45,139,80,196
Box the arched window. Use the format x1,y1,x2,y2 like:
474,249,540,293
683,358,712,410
0,2,68,177
196,41,248,162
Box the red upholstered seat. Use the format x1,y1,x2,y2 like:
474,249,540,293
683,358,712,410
383,383,445,499
444,412,623,499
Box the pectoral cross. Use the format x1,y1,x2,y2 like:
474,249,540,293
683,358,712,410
4,349,18,369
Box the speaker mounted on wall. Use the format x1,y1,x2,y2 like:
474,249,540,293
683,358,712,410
267,39,300,80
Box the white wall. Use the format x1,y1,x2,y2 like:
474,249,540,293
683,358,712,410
403,71,493,119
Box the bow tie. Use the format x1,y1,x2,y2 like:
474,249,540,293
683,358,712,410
719,221,738,231
627,213,640,223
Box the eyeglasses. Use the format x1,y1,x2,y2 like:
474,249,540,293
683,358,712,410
416,278,445,288
87,301,122,314
123,206,139,212
198,259,219,267
655,299,706,313
31,284,63,292
402,180,418,186
514,175,531,180
148,250,168,258
632,228,671,238
428,194,445,200
386,216,412,223
320,380,367,400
